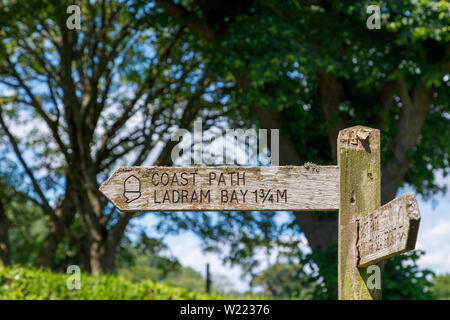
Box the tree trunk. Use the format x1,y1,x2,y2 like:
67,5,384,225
37,185,76,270
252,105,338,251
152,0,432,255
89,240,106,274
103,242,118,272
381,82,431,204
37,219,60,269
86,237,120,274
0,200,10,266
319,72,351,160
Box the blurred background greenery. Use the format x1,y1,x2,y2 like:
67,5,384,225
0,0,449,299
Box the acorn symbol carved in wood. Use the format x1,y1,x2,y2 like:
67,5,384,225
123,175,141,203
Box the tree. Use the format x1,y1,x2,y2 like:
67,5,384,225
0,156,51,267
0,185,11,266
1,0,448,283
0,0,227,273
116,232,212,293
0,155,23,266
253,262,316,299
152,0,450,260
382,251,435,300
117,231,181,280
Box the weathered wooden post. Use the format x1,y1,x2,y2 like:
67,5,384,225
337,126,421,299
338,125,382,300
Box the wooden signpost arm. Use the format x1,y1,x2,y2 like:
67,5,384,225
356,193,420,268
100,125,421,300
338,126,382,300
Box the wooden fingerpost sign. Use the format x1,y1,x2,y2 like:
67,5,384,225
337,126,420,299
100,125,421,300
99,166,340,212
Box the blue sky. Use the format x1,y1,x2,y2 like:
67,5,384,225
411,174,450,275
132,172,450,292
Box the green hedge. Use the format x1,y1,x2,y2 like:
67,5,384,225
0,265,231,300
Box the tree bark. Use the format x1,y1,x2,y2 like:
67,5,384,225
0,200,10,266
37,220,60,269
381,81,431,204
89,240,106,274
37,182,76,269
319,72,352,160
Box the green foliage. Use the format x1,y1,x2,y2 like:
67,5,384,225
116,232,231,294
249,241,436,300
118,263,207,294
304,243,339,299
117,232,181,277
163,267,206,293
0,0,231,272
152,0,449,299
0,265,229,300
153,211,294,276
7,201,47,266
116,232,207,293
432,273,450,300
0,0,447,296
118,265,165,283
0,265,269,300
383,250,435,300
185,0,450,189
253,262,316,299
157,211,437,299
0,158,48,266
307,247,436,300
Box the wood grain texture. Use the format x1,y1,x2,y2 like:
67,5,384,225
99,165,339,212
338,126,382,300
357,193,420,268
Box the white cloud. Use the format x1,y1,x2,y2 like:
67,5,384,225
415,197,450,274
396,172,450,274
